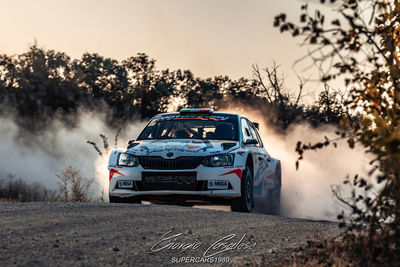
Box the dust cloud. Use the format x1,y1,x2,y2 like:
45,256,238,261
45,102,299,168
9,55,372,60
93,122,145,197
0,106,369,220
0,112,145,199
221,105,370,220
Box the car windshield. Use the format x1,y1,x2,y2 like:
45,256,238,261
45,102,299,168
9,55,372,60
137,113,238,141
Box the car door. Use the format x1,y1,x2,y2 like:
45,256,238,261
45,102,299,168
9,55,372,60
241,119,263,203
247,121,270,206
251,124,276,211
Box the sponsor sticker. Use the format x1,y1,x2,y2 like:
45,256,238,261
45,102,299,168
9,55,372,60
208,180,229,189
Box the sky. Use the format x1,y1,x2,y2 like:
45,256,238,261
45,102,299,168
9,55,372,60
0,0,327,94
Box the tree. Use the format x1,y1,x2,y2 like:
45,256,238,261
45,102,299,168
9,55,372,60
75,53,133,123
252,63,306,129
275,0,400,264
123,53,174,118
0,44,83,130
0,43,349,134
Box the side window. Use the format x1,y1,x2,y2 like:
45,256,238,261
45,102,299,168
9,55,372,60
241,118,253,141
251,124,264,147
248,121,262,147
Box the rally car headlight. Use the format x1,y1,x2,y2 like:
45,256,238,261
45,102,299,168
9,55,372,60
118,153,139,167
203,154,235,167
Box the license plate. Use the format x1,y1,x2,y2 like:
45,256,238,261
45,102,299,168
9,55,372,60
118,180,134,189
208,180,228,189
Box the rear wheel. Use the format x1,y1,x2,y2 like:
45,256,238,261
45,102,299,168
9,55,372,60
109,196,141,204
230,166,253,212
266,163,281,215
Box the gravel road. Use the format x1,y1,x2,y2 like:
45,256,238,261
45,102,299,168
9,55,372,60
0,202,340,266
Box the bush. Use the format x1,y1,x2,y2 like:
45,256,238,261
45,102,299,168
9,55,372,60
0,174,57,202
56,166,95,202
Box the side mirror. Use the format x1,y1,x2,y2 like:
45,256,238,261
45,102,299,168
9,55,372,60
245,138,258,145
127,139,137,149
253,122,259,130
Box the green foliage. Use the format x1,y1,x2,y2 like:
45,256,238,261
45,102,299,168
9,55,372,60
275,0,400,265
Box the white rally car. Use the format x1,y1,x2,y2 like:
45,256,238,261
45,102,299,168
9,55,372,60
108,108,281,214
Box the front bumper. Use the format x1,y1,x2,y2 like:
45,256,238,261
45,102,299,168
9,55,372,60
108,165,243,199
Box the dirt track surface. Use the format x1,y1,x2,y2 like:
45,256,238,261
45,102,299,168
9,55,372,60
0,202,340,266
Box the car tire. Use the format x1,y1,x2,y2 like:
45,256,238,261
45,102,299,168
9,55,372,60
109,196,141,204
230,165,253,212
266,163,281,215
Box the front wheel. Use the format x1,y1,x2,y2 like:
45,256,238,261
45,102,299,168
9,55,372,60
230,166,253,212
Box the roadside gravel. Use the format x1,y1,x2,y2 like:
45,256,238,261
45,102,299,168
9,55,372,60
0,202,340,266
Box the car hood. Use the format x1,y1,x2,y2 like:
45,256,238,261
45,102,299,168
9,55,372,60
127,139,239,158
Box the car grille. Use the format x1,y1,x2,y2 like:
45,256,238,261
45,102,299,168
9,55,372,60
136,172,206,191
138,156,204,170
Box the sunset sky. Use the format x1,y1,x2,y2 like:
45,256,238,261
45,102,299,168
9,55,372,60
0,0,327,93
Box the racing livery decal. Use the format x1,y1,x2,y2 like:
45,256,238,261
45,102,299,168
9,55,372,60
220,168,242,179
109,169,125,181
